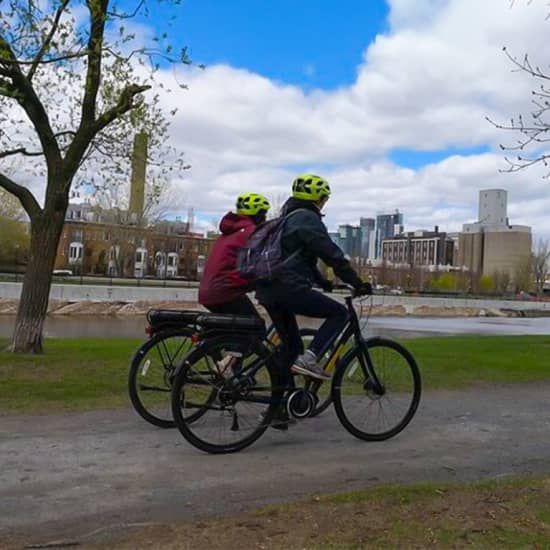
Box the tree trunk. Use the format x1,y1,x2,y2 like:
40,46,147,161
10,211,66,353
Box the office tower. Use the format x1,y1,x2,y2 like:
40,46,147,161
375,210,404,258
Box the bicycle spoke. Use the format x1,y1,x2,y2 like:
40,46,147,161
172,337,278,452
130,332,194,428
333,340,421,441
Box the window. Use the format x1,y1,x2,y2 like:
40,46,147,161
136,251,143,263
69,243,83,261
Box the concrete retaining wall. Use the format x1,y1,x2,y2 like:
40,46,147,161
0,282,197,303
1,281,549,313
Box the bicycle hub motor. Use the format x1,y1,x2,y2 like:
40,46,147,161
287,389,316,419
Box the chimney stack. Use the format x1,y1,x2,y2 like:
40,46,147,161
129,131,148,223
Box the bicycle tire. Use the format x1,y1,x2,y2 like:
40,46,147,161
128,329,197,428
332,337,421,441
171,334,283,454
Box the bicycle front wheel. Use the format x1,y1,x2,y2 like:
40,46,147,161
332,337,421,441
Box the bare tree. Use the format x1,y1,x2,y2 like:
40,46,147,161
487,3,550,175
143,180,182,224
513,253,534,293
491,269,512,295
0,0,189,352
533,238,550,294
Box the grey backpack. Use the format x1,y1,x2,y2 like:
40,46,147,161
237,209,305,282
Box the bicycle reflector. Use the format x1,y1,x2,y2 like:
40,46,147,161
191,333,200,344
145,325,153,337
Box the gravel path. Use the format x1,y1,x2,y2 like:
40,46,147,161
2,383,550,546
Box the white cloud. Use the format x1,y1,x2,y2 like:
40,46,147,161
153,0,550,237
3,0,550,239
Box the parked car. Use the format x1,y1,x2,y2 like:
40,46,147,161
52,269,73,276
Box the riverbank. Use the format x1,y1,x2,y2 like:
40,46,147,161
1,297,549,318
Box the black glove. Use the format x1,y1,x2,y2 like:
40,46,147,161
319,279,334,293
354,282,372,296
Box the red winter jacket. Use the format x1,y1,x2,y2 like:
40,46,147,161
198,212,255,306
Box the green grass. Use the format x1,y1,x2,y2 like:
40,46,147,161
307,477,550,549
406,335,550,390
94,476,550,549
0,338,141,413
1,335,550,414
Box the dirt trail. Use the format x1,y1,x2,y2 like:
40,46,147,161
2,383,550,547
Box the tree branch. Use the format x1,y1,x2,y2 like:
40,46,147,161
94,84,151,132
0,33,61,167
503,47,550,81
63,83,150,181
0,172,42,219
107,0,145,19
81,0,109,125
0,50,87,67
27,0,71,81
0,33,19,77
0,147,43,158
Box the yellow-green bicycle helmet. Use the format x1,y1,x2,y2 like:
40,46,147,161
236,193,271,216
292,174,331,201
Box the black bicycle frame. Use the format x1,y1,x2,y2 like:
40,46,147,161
181,293,384,409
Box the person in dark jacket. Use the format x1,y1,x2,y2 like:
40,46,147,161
256,174,371,380
199,193,270,317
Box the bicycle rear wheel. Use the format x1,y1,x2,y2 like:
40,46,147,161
128,329,195,428
332,337,421,441
171,335,283,454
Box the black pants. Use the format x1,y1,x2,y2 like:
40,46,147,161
263,288,348,370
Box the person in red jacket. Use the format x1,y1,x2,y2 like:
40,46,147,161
199,193,270,317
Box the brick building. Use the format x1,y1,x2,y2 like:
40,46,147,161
382,228,454,267
55,219,214,279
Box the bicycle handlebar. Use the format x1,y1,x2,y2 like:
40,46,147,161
339,283,373,298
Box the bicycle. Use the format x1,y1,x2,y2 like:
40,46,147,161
128,309,323,428
170,290,422,454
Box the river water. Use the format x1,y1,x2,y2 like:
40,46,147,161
1,315,550,340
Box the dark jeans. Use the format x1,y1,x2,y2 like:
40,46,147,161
263,288,348,371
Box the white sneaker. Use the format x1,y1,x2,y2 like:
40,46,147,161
291,350,331,381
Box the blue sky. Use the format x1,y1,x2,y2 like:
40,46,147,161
132,0,494,172
137,0,389,89
111,0,550,236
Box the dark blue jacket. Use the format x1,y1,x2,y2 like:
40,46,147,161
256,198,363,304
